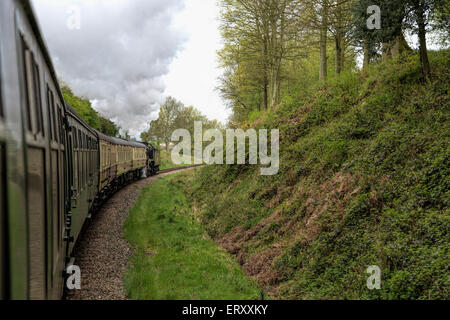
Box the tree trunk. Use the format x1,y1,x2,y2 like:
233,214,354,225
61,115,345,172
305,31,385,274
319,0,328,83
335,33,345,76
417,3,431,77
335,4,344,77
390,37,401,58
263,74,268,110
335,35,341,76
381,42,390,62
363,39,370,70
263,40,269,110
269,65,280,110
381,33,411,62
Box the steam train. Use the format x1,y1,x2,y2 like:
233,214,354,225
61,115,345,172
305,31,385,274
0,0,160,299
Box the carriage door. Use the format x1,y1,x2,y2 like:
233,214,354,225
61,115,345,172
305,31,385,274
21,37,47,300
56,105,66,249
47,87,67,297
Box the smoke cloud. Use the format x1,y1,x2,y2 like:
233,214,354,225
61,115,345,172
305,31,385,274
32,0,187,137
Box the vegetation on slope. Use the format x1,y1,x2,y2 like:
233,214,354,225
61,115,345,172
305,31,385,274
123,173,260,300
62,85,120,137
187,51,449,299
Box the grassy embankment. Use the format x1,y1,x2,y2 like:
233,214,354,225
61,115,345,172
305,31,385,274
186,51,450,299
159,150,199,170
123,172,260,300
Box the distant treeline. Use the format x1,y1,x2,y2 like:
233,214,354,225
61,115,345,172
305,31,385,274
140,96,223,151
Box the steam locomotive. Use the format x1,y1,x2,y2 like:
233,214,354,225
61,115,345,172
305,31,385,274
0,0,160,299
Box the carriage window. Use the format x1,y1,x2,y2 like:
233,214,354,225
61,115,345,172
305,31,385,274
21,37,33,132
46,87,54,140
33,65,44,136
49,89,58,142
73,128,77,149
0,45,3,118
73,128,78,149
78,130,81,190
57,106,63,144
0,72,3,118
52,99,59,143
60,109,65,145
0,57,3,118
21,36,44,137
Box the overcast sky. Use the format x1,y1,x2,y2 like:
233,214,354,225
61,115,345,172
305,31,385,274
32,0,229,138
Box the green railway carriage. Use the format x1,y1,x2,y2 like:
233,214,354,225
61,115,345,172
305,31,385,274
0,0,160,300
66,105,99,254
0,0,69,299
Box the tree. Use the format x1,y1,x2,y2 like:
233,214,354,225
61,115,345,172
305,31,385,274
141,98,222,152
62,85,101,129
353,0,443,77
329,0,355,76
319,0,329,82
141,97,184,151
412,0,431,76
352,0,410,64
61,85,120,136
404,0,443,77
99,117,120,137
433,0,449,45
218,0,303,114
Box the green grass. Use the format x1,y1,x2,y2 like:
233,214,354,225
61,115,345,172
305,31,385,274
123,172,261,300
159,150,199,170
